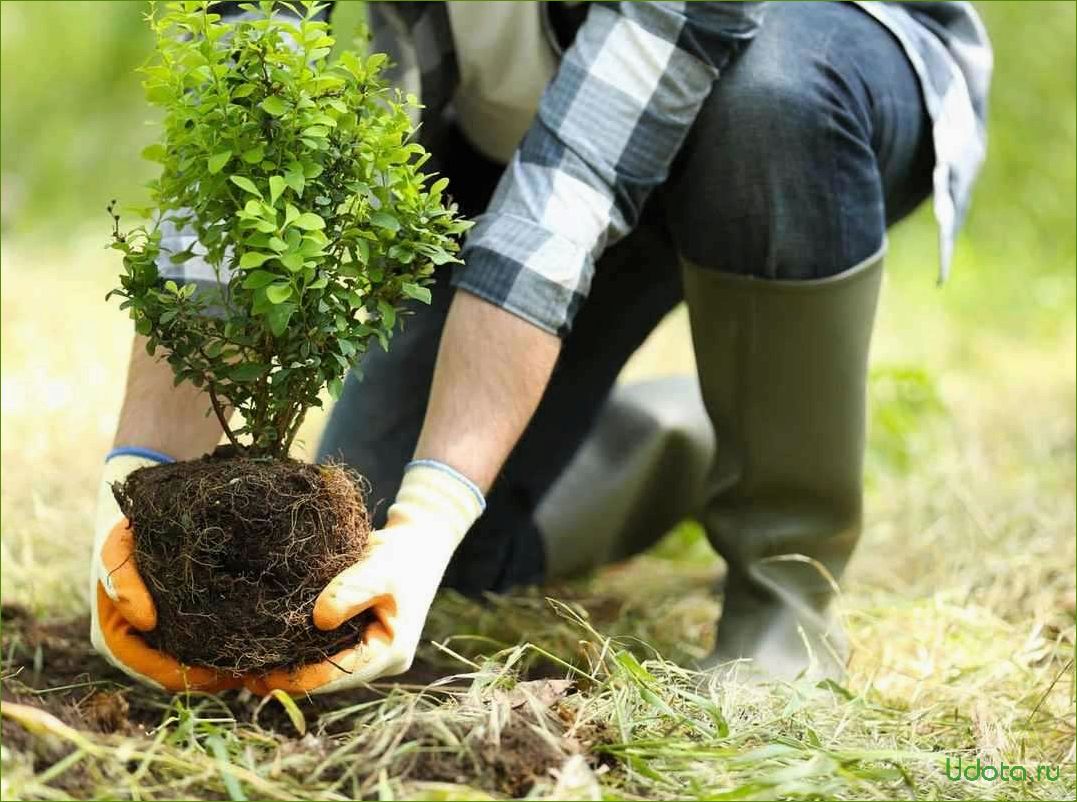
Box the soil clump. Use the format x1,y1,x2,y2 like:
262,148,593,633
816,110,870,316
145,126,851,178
113,454,371,673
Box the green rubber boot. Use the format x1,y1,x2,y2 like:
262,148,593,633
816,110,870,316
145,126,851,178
682,248,884,680
538,376,715,580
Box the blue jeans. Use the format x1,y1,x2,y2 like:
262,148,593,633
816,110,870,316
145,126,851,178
318,2,933,593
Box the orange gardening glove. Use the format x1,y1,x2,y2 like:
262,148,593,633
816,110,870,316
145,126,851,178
90,452,241,693
244,460,484,696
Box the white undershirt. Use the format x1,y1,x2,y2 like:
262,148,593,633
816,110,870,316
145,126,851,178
446,2,559,164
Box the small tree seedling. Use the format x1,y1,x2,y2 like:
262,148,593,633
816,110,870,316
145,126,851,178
109,0,468,457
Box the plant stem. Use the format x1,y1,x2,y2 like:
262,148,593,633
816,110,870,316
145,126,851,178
273,401,299,458
208,385,243,451
282,406,309,456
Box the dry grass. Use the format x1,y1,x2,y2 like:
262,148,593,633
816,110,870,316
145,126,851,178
1,232,1074,800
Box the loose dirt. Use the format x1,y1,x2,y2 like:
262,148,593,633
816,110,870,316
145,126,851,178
1,605,603,799
0,603,417,736
114,454,372,673
2,603,168,736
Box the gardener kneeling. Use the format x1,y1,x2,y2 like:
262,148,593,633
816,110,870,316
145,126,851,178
92,1,991,692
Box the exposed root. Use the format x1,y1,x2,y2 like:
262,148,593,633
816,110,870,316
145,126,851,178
113,455,372,673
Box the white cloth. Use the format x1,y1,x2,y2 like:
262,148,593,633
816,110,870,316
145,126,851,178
446,1,558,164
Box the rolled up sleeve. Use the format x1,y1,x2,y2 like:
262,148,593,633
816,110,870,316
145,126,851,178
453,1,763,336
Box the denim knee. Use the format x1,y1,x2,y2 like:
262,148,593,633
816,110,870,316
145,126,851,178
663,5,886,281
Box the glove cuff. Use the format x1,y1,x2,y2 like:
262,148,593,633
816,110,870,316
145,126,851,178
404,459,486,511
106,446,175,465
93,450,173,631
100,453,169,489
96,451,172,548
391,460,485,546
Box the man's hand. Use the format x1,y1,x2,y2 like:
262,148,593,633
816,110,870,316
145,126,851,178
245,461,484,695
90,453,241,692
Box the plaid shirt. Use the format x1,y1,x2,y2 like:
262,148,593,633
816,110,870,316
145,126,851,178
171,3,991,337
369,1,992,336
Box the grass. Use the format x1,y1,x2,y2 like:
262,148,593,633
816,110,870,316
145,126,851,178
1,209,1074,799
1,3,1075,796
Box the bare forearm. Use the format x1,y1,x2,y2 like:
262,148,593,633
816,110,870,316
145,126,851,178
113,336,228,460
413,291,561,493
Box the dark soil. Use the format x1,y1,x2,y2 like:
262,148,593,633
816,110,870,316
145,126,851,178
0,603,164,736
113,454,372,674
0,604,437,735
1,606,608,799
0,604,404,797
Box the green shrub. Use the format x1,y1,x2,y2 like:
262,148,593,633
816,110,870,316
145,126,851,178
108,1,468,457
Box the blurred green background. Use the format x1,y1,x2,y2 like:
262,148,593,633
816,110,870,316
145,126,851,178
1,2,1074,334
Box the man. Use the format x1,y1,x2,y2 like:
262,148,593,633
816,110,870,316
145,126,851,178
91,1,991,692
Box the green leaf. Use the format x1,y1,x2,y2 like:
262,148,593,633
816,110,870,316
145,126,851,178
230,175,262,198
388,244,415,264
168,247,196,265
292,212,325,231
229,362,268,382
269,175,286,205
299,238,326,258
260,95,289,116
370,211,400,232
328,377,344,400
378,300,396,328
427,247,457,266
207,149,232,174
284,169,305,196
265,282,293,304
242,145,265,163
366,53,388,73
141,143,167,163
144,83,171,104
281,252,305,271
401,283,432,304
266,303,295,337
241,270,277,289
231,83,256,99
354,238,370,264
238,251,273,269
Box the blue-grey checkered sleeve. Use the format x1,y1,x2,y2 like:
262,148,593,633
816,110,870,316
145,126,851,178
452,1,762,336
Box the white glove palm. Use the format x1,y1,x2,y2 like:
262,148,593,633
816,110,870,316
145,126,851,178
246,461,484,695
90,450,241,692
89,453,166,682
